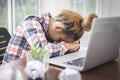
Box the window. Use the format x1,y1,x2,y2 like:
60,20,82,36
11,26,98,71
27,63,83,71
15,0,38,25
0,0,40,34
0,0,8,29
71,0,97,16
10,0,39,33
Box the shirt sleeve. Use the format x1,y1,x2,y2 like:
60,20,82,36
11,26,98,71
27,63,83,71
23,20,68,57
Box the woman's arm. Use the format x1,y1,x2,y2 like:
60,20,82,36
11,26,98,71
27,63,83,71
23,20,68,57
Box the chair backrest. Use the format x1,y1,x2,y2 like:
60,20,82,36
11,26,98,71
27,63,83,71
0,27,11,64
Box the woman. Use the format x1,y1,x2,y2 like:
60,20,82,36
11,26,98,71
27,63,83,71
3,9,97,63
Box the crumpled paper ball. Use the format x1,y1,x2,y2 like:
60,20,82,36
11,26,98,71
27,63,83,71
58,68,81,80
24,60,47,79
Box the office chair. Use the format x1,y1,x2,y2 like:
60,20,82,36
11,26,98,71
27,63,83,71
0,27,11,64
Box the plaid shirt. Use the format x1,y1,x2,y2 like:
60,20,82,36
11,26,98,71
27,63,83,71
3,13,68,63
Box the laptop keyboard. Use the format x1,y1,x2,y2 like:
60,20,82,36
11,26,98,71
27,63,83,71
64,58,84,67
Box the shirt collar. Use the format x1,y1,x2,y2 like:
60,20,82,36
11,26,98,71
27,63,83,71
39,13,52,33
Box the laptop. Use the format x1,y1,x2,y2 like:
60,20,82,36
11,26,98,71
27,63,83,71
49,16,120,71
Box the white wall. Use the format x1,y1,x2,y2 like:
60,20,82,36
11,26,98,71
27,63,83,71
98,0,120,17
40,0,72,16
109,0,120,16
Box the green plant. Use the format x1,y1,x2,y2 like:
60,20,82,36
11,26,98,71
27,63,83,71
30,45,48,61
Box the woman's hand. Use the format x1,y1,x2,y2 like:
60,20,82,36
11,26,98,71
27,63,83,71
64,40,80,53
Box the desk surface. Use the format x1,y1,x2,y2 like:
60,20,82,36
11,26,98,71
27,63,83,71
0,55,120,80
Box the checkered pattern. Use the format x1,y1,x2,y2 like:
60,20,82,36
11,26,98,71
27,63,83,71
3,13,68,63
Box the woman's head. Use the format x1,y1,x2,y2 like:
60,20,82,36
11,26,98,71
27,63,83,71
55,10,97,40
48,10,97,42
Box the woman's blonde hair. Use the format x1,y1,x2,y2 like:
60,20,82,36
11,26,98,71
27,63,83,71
55,10,97,41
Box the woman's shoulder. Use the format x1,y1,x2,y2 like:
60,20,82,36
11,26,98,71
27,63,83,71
18,15,40,25
24,15,40,21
